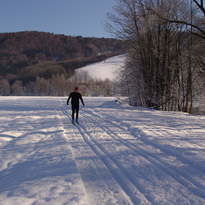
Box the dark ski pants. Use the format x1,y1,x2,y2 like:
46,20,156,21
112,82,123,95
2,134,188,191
71,105,79,121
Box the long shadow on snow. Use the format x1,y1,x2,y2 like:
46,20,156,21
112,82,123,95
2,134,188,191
0,154,76,194
86,109,205,169
80,109,205,200
0,111,63,145
0,130,78,196
69,126,205,203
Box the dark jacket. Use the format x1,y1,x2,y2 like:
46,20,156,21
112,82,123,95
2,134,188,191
67,92,84,107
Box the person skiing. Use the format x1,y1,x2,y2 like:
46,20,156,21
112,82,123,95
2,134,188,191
67,87,85,124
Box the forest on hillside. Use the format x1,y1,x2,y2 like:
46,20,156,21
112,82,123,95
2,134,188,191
0,31,125,96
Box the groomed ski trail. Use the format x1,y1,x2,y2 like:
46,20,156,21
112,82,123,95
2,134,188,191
60,97,205,205
0,97,88,205
0,97,205,205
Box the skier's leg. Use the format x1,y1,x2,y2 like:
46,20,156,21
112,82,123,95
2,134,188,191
71,105,75,122
76,107,79,123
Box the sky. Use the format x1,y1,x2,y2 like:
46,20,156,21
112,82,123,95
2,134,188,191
0,0,116,37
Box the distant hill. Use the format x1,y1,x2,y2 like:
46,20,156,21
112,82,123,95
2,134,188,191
0,31,125,82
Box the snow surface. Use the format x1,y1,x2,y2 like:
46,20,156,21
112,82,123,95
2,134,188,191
0,96,205,205
76,55,126,81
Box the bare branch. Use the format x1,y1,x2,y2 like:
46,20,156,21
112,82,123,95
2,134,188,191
193,0,205,16
148,7,205,39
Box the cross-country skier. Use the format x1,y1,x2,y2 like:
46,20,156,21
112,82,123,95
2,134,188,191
67,87,85,124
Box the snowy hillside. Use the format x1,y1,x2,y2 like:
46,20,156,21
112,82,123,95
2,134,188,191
0,97,205,205
76,55,126,81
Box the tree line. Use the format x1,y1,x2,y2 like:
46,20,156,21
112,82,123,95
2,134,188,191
0,72,115,97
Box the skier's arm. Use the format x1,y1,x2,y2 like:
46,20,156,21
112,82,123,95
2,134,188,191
80,94,85,106
67,94,71,105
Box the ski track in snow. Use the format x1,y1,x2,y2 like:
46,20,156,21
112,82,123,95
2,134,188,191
0,97,205,205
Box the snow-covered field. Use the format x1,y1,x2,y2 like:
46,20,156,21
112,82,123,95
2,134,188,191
0,97,205,205
76,55,126,80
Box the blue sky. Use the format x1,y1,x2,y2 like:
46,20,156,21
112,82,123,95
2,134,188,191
0,0,116,37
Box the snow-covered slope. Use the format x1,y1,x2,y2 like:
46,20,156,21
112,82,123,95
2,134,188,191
76,55,126,81
0,97,205,205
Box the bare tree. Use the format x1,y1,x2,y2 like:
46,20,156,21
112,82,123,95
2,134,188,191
107,0,204,112
149,0,205,39
0,79,10,95
11,80,24,96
